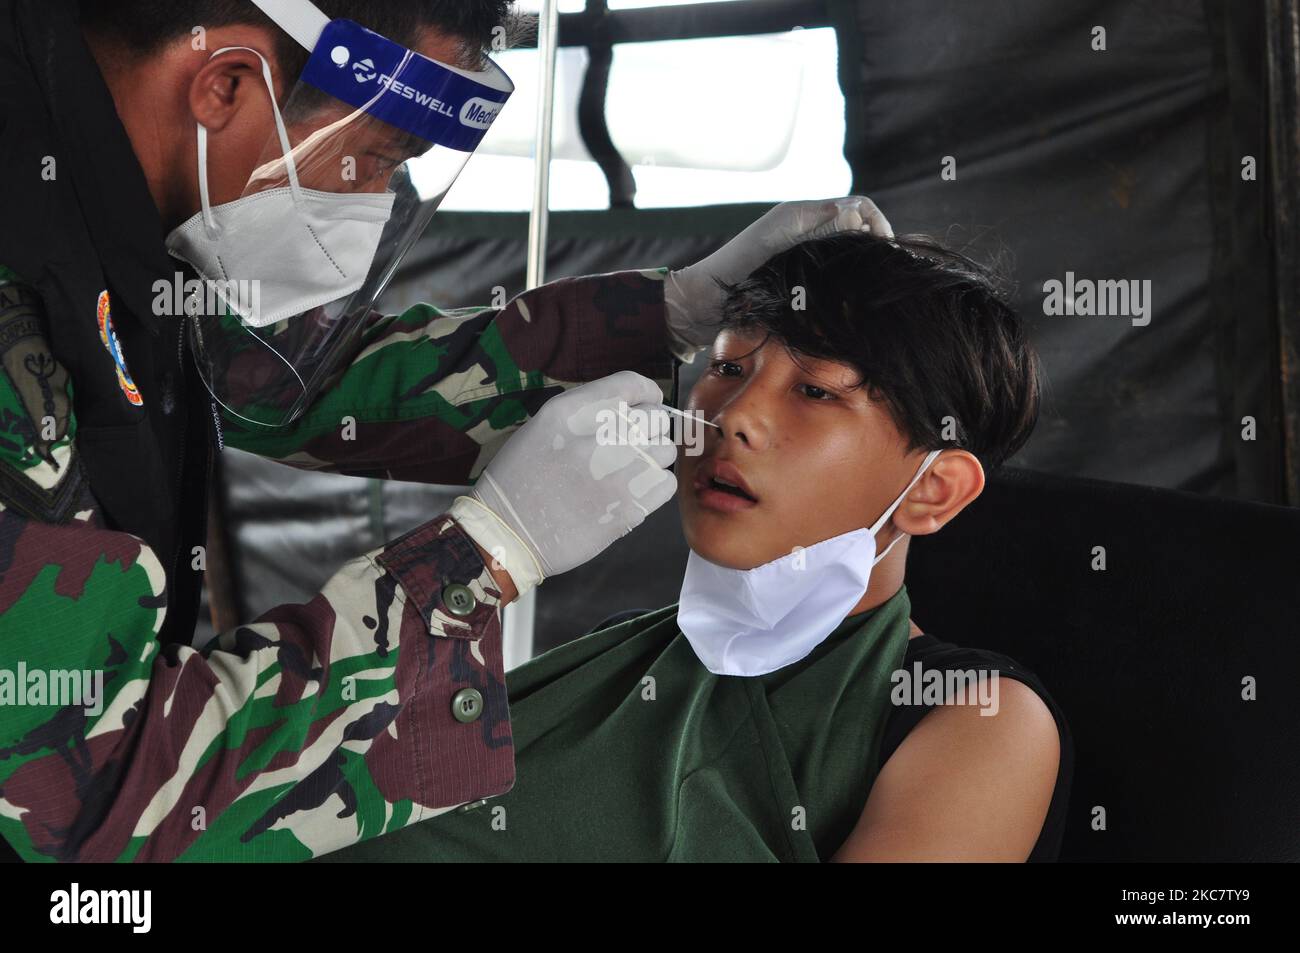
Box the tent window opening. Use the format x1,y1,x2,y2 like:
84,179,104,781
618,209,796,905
438,0,850,211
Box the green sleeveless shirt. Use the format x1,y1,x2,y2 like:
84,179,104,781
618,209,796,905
320,585,915,862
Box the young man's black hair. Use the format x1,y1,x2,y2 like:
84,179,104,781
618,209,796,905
713,232,1041,471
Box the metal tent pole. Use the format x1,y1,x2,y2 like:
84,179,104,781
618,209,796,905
503,0,562,670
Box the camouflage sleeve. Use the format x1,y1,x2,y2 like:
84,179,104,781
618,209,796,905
222,267,678,482
1,510,514,862
0,274,513,861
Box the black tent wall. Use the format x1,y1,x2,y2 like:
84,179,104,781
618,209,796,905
836,0,1278,502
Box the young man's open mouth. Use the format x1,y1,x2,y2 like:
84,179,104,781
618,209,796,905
693,457,760,512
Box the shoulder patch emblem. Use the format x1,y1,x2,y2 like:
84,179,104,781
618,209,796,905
96,290,143,406
0,278,90,522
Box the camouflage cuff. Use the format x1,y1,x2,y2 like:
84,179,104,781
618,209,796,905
564,268,677,383
374,514,504,639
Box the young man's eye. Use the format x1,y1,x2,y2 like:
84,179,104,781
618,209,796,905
709,360,744,377
799,383,836,400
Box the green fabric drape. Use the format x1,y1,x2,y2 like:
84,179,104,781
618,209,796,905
322,585,915,862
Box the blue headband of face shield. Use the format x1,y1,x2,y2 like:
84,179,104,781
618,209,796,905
254,0,511,148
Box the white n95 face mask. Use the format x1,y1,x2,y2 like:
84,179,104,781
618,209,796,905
677,449,943,677
164,47,396,329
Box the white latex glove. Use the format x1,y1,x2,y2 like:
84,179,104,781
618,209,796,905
663,195,893,360
449,371,677,598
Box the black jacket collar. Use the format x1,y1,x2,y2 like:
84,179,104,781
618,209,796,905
13,0,174,336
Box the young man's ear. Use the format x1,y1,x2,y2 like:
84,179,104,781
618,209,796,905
893,449,985,538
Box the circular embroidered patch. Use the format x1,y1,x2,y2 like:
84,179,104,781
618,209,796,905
96,290,142,406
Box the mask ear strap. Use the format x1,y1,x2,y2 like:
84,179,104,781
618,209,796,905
197,45,303,233
870,448,944,566
196,118,215,233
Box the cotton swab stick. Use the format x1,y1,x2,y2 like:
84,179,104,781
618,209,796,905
660,405,720,429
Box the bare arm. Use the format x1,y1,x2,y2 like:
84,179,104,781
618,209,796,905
832,677,1061,862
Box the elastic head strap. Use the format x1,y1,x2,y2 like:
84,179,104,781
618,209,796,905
248,0,330,52
196,45,302,231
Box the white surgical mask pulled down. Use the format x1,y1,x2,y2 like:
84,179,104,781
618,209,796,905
677,449,943,677
165,47,396,328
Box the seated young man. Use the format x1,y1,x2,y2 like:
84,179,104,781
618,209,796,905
322,231,1071,863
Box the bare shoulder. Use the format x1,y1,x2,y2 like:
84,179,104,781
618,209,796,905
927,675,1061,752
831,674,1061,862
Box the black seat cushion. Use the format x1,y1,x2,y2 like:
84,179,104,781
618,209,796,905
906,466,1300,861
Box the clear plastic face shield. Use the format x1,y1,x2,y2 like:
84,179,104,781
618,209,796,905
166,0,513,427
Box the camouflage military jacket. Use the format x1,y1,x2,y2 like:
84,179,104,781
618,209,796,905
0,265,676,861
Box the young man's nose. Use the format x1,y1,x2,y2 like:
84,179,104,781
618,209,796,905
711,394,771,451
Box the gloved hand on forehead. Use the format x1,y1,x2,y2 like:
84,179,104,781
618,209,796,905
449,371,678,600
663,195,893,360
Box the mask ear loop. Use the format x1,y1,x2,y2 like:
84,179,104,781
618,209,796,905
869,448,944,567
196,45,303,236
